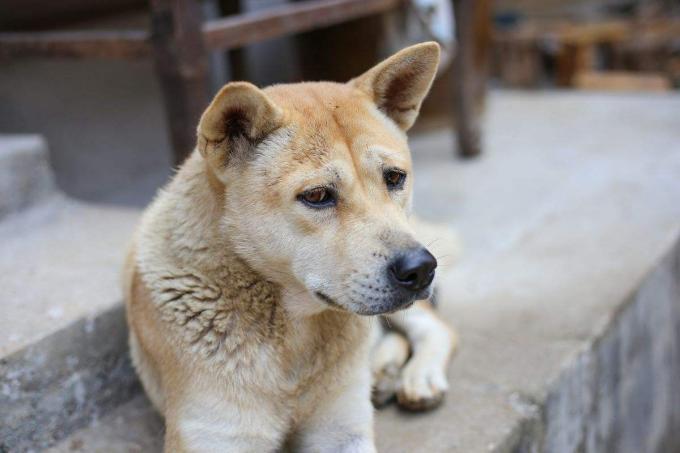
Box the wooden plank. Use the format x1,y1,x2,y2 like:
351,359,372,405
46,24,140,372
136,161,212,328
0,0,144,30
493,18,680,48
203,0,401,50
574,71,671,92
0,0,403,59
0,30,150,59
557,20,630,46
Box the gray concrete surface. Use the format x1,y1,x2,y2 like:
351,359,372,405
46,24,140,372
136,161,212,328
0,135,55,219
0,135,140,358
44,396,164,453
0,198,139,357
5,91,680,452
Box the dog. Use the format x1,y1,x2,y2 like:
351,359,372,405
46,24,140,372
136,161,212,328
124,41,458,452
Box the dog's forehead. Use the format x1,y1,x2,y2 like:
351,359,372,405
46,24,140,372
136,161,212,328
264,82,410,166
264,81,363,115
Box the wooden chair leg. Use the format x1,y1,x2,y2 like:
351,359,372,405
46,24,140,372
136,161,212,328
218,0,249,81
451,0,490,158
149,0,210,166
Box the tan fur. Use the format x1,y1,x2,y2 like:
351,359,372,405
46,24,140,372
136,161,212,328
124,42,457,452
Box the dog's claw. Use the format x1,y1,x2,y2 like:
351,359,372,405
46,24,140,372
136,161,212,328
396,389,445,412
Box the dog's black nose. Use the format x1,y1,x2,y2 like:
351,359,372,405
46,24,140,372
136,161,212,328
389,248,437,292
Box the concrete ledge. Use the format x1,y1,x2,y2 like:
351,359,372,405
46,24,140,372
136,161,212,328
0,199,139,357
0,197,139,450
510,238,680,452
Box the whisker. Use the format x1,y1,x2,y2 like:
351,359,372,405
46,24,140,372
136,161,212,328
426,237,443,248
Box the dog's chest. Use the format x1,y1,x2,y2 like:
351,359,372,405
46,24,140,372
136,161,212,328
271,312,371,421
149,269,369,393
281,312,369,386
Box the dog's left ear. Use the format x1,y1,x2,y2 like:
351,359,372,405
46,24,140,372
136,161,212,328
197,82,284,171
351,42,440,131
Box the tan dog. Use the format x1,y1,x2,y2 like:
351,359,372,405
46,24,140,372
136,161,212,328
124,42,457,452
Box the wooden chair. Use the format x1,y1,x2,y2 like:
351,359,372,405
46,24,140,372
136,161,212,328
0,0,489,164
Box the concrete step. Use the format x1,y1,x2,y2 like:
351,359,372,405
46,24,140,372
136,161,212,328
0,135,55,220
0,136,141,451
5,92,680,452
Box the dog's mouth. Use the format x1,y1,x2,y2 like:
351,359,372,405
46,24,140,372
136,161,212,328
314,291,343,310
314,290,424,316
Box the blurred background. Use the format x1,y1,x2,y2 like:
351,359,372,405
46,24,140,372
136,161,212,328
1,0,678,206
1,0,680,452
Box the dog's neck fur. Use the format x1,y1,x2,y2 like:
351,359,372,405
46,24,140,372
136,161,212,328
136,152,368,367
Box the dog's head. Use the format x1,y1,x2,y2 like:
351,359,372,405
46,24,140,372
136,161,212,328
197,42,440,316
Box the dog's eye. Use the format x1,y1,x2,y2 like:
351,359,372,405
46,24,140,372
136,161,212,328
298,187,336,208
384,169,406,190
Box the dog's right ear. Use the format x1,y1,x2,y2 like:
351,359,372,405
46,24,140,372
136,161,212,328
350,42,439,131
197,82,284,170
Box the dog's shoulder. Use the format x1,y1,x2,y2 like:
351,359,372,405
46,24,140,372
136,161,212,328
128,156,289,360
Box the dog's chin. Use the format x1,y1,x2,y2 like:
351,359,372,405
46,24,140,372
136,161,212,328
315,287,432,316
354,299,416,316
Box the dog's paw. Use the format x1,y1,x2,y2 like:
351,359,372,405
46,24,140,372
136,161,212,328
371,363,401,408
396,360,448,411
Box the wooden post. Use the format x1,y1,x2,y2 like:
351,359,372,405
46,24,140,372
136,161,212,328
218,0,249,82
451,0,490,158
149,0,210,165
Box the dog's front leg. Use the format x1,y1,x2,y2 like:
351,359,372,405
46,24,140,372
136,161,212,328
295,369,376,453
163,392,287,453
384,300,457,411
